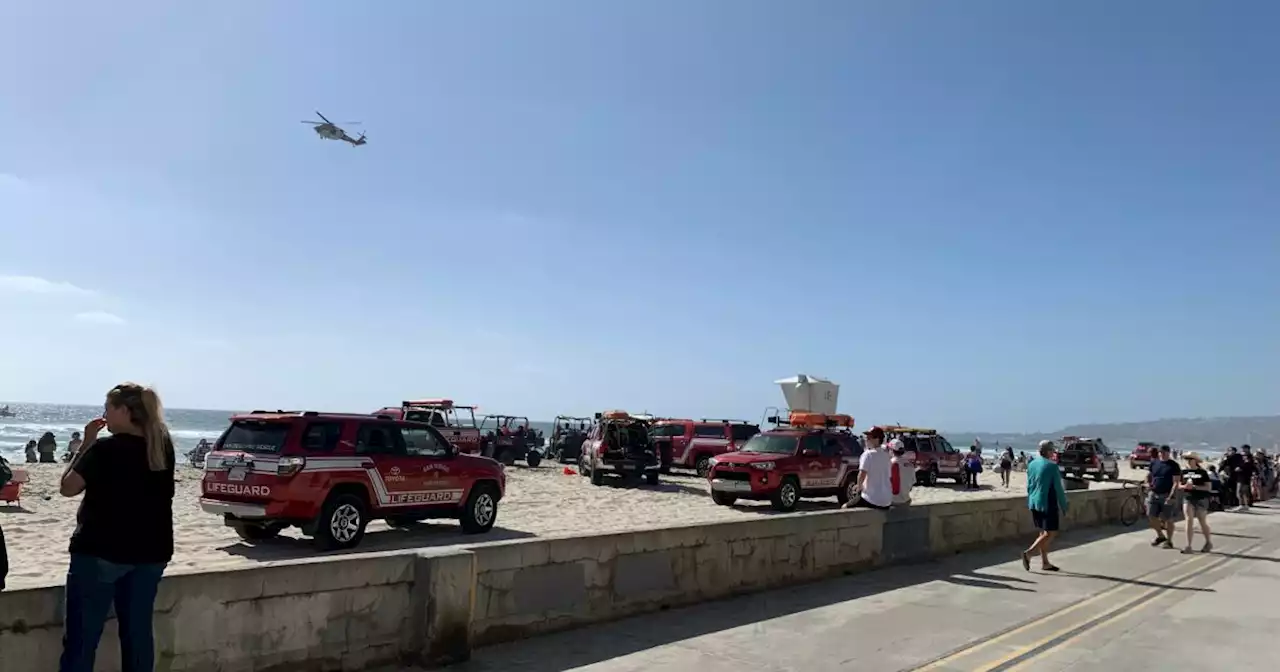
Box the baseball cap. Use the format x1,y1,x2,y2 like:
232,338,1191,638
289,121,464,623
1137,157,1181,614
888,438,905,454
865,427,885,441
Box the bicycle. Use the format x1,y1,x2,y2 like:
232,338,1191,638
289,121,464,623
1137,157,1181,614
1119,479,1149,526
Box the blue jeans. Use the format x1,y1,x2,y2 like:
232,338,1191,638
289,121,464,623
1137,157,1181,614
60,554,166,672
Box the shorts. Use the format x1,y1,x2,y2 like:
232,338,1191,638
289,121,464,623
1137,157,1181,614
1184,497,1210,515
1032,507,1060,532
851,497,890,511
1147,492,1184,521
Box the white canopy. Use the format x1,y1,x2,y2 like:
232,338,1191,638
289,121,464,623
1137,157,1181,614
774,374,840,415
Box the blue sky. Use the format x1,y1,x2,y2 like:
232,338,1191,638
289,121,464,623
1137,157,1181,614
1,1,1276,432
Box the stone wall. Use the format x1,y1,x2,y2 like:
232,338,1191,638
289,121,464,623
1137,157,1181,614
0,487,1131,671
468,486,1130,645
0,552,429,672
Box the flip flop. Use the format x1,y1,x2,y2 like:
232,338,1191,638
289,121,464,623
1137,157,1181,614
1041,564,1060,572
1021,551,1031,572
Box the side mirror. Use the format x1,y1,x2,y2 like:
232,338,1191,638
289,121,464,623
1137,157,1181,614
801,449,819,457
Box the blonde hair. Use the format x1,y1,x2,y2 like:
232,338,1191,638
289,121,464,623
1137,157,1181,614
107,382,172,471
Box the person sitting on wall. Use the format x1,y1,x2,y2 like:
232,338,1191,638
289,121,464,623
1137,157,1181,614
889,439,915,506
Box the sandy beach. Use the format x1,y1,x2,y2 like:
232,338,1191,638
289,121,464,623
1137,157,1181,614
0,462,1137,590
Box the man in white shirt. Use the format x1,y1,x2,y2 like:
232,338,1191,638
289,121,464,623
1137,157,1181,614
843,426,893,510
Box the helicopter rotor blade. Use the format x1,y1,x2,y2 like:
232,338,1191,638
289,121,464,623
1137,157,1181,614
301,121,323,124
315,111,332,124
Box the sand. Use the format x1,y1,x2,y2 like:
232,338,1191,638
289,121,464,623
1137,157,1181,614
0,462,1138,590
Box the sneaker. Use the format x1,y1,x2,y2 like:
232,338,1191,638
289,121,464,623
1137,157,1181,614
1201,542,1213,553
1161,540,1174,550
1151,536,1167,546
1181,547,1194,554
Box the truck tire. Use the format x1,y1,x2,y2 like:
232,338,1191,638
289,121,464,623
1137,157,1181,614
770,477,801,512
837,477,858,505
459,482,499,534
694,454,713,478
525,451,542,468
645,470,660,485
314,493,369,550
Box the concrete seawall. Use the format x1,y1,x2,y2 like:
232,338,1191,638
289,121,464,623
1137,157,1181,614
0,487,1130,671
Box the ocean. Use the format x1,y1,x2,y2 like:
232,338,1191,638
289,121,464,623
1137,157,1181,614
0,402,557,464
0,402,1231,465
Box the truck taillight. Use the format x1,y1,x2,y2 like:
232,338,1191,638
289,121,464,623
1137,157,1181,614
1092,455,1100,467
277,456,306,477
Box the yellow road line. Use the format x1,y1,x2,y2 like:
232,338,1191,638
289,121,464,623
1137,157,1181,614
912,553,1209,671
999,551,1244,671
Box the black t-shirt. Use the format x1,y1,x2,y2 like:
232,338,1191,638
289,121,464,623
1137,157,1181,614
1148,459,1182,495
1222,453,1242,478
1182,467,1211,501
1238,459,1256,480
69,434,175,565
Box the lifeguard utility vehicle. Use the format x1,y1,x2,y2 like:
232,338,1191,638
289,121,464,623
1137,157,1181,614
707,411,863,512
372,399,482,454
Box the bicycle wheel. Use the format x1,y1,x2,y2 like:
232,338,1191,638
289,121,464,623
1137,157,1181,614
1120,494,1141,526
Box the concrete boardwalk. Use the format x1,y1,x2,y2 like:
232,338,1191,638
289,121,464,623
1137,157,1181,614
445,501,1280,671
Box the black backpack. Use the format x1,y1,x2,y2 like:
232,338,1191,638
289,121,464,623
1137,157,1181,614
0,456,11,487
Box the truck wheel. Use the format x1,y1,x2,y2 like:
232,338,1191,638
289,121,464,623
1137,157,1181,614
770,477,801,512
231,521,284,541
499,448,517,466
1108,467,1119,481
694,455,713,478
314,493,368,550
926,466,939,487
645,470,660,485
460,483,499,534
589,462,604,486
711,491,737,506
525,451,542,468
837,477,858,505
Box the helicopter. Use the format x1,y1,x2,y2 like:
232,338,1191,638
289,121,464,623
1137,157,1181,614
301,111,366,146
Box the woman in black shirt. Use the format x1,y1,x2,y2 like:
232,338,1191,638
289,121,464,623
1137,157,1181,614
1179,452,1213,554
58,382,175,672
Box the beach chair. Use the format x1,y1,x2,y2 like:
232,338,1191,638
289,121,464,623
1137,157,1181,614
1,468,28,505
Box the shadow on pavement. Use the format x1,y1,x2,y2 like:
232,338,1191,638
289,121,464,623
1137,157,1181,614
216,524,535,562
1055,570,1214,592
453,525,1130,672
1207,551,1279,563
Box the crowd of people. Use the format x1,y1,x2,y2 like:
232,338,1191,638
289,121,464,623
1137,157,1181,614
1022,441,1278,571
17,430,85,464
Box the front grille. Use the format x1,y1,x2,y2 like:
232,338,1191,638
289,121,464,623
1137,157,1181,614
713,469,751,482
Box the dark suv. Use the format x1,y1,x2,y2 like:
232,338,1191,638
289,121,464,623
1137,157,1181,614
579,411,661,486
649,418,761,476
200,410,506,550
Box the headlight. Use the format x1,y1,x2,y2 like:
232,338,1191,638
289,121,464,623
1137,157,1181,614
707,457,718,467
749,461,776,470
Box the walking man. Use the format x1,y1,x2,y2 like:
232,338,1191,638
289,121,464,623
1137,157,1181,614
1147,445,1182,548
1022,440,1068,572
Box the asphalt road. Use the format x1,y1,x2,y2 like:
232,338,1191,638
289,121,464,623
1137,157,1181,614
442,500,1280,671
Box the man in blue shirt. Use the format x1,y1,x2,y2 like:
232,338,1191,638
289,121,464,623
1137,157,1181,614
1147,445,1183,549
1022,440,1069,572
